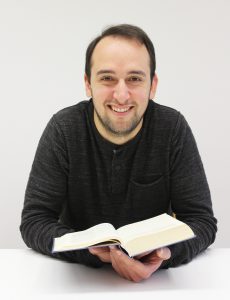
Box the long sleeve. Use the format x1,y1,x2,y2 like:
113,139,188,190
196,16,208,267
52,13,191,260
161,113,217,268
19,115,103,268
20,100,217,271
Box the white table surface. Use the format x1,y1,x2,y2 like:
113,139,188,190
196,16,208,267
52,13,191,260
0,248,229,300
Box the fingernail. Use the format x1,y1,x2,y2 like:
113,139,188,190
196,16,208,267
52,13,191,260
157,248,166,259
109,246,116,250
157,247,171,259
157,248,163,256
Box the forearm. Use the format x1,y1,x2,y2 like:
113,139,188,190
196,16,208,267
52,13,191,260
164,112,218,269
167,155,217,267
159,214,217,269
20,115,103,268
20,206,104,268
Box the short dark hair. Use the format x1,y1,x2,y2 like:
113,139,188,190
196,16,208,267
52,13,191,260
85,24,156,83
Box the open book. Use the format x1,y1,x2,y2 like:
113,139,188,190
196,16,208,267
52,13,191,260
52,213,195,257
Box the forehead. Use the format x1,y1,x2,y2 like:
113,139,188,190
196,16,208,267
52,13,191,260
91,36,150,72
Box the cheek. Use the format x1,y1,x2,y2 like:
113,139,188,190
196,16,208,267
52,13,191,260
134,90,149,111
131,84,149,96
134,89,150,103
93,86,113,99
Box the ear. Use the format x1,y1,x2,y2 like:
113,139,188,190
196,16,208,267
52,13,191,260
149,74,158,99
84,74,92,98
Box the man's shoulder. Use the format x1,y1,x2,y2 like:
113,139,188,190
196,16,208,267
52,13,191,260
145,101,187,139
149,100,181,124
152,101,180,116
53,100,90,124
148,101,190,140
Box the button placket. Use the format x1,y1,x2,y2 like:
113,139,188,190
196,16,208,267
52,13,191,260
111,149,123,194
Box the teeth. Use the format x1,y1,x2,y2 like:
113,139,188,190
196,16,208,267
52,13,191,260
111,106,130,113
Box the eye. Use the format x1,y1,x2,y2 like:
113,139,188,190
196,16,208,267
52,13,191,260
128,77,142,82
101,76,114,81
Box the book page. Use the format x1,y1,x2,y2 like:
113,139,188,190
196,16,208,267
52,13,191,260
53,223,119,252
117,213,184,242
123,224,195,257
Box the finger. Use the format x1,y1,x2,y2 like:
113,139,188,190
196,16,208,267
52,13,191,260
110,250,155,282
134,250,153,260
109,245,118,251
89,247,111,263
156,247,171,260
109,246,135,280
144,260,163,275
109,246,131,260
109,246,130,265
89,246,109,255
89,247,100,255
109,248,125,277
110,246,155,282
140,248,170,266
136,250,169,275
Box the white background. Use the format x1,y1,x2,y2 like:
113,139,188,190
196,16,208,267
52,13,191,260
0,0,229,248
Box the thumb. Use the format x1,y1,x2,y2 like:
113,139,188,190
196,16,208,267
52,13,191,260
89,247,97,254
156,247,171,260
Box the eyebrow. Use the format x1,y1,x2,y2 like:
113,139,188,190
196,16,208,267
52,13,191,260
96,69,146,77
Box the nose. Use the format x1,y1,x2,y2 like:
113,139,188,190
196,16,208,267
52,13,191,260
113,80,130,103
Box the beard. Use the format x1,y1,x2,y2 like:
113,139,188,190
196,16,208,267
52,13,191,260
93,105,144,137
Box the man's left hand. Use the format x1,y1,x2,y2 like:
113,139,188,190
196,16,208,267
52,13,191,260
109,246,171,282
89,245,171,282
89,246,111,263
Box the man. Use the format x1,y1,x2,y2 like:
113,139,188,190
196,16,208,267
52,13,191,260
20,24,217,283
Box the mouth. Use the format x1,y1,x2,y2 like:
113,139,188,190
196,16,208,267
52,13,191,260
107,105,134,116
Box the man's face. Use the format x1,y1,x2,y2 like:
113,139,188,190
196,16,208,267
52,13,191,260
85,36,158,142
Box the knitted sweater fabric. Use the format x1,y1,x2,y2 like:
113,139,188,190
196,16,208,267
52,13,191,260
20,99,217,268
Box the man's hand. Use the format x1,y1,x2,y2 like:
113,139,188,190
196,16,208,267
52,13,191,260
109,246,171,282
89,246,171,282
89,246,111,263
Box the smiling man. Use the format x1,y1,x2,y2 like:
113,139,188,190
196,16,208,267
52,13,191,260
85,35,157,145
20,24,217,282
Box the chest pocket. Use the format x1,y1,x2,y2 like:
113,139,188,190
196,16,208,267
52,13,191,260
127,173,169,222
